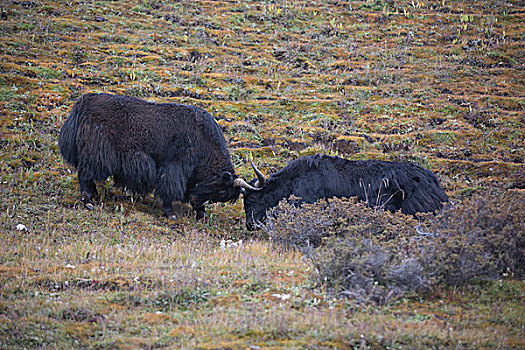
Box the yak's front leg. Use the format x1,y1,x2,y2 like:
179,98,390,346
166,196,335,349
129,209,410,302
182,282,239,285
187,191,207,220
194,205,206,220
156,163,189,221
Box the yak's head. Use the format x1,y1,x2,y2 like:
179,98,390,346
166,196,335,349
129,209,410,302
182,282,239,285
233,160,269,230
189,171,242,209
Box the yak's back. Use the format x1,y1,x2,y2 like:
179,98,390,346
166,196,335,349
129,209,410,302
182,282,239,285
266,154,447,214
68,94,228,158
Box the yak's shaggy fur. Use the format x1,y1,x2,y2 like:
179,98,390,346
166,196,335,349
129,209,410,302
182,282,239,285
59,93,241,219
243,154,448,229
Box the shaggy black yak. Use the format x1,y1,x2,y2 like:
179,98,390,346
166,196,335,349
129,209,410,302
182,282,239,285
59,93,243,220
236,154,448,230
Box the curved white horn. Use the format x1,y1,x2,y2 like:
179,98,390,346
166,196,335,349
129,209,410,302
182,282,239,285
250,159,266,187
233,178,263,192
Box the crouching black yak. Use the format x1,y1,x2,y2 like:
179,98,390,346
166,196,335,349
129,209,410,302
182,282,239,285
59,93,244,220
234,154,448,230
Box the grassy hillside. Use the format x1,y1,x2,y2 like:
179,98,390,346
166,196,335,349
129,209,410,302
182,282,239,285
0,0,523,348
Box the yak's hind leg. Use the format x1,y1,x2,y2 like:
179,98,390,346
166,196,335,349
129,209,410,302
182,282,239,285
76,121,117,210
155,163,190,221
78,173,98,210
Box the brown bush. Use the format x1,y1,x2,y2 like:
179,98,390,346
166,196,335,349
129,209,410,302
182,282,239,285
264,191,524,303
265,197,425,303
420,190,525,285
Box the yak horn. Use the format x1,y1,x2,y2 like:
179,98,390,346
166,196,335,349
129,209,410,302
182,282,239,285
250,159,266,188
233,178,263,192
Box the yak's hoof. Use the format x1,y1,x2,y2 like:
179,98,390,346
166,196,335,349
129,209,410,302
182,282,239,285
167,214,178,221
85,203,94,211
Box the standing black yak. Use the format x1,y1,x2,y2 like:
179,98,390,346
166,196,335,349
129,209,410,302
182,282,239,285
235,154,449,230
59,93,243,220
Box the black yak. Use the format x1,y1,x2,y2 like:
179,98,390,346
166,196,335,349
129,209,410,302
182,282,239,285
59,93,243,220
236,154,449,230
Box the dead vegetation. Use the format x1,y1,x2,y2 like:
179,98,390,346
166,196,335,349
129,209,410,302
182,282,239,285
265,191,524,304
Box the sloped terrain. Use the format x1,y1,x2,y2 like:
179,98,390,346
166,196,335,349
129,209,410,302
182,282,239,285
0,0,523,348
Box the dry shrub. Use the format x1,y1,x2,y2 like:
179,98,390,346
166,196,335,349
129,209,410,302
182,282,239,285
265,197,425,303
264,191,524,303
420,190,524,285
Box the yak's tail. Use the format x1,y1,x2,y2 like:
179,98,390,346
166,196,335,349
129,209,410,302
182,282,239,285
58,97,82,167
